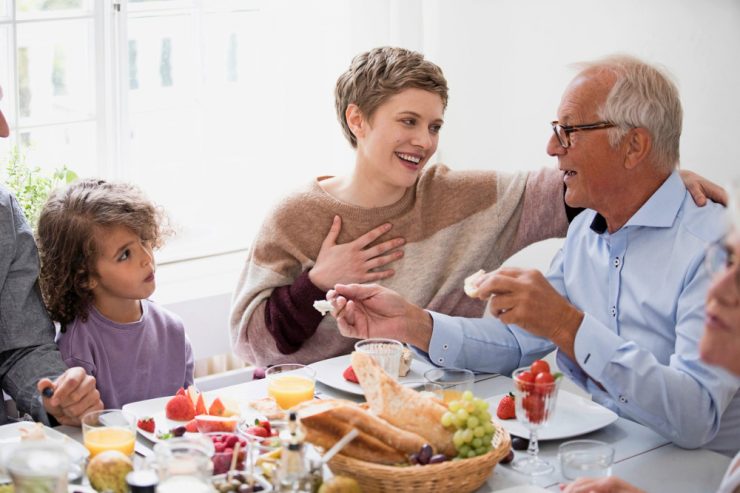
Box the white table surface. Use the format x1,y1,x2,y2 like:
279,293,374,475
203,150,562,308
50,369,732,492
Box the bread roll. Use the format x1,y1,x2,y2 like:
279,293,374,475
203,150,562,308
351,352,456,457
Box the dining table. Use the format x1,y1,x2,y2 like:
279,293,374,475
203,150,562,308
46,365,731,493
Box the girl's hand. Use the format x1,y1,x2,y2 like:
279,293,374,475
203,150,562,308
309,215,405,291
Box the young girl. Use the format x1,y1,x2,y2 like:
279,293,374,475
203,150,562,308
37,179,193,409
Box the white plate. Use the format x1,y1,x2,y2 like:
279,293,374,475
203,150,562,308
307,353,434,395
0,422,89,481
488,390,618,440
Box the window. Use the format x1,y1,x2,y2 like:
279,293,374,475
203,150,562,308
0,0,266,263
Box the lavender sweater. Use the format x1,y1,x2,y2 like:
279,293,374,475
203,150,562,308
57,300,194,409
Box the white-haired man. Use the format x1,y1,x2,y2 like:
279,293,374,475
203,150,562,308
328,55,740,455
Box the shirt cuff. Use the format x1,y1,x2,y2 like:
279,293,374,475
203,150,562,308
573,312,625,381
426,311,464,367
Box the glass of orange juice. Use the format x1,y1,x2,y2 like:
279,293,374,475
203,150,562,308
82,409,136,458
424,367,474,404
266,364,316,410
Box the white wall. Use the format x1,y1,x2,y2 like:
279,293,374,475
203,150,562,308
160,0,740,360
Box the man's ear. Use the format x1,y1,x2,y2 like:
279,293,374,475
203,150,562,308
624,127,652,170
345,104,366,141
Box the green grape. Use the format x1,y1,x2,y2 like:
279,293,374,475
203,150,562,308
481,433,492,445
459,444,471,456
477,400,490,411
475,446,486,456
456,408,469,421
441,411,454,427
462,390,474,401
466,449,477,458
479,410,491,422
453,430,465,447
466,416,479,428
473,426,485,438
483,422,494,434
472,438,482,448
452,415,465,428
462,429,474,443
449,400,461,412
465,401,476,413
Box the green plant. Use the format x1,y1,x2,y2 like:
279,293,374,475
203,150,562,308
1,146,77,229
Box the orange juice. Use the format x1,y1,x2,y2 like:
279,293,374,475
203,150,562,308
268,374,315,409
442,389,464,404
84,427,135,457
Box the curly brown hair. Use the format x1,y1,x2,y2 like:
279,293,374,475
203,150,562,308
37,179,170,330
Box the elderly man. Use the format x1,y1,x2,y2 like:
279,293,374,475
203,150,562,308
328,55,740,455
1,88,102,426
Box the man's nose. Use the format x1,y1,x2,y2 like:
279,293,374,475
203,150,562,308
547,132,566,157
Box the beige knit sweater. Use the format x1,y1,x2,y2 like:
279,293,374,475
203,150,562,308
230,164,567,367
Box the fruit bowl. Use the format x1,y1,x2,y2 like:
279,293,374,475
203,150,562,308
327,425,510,493
205,433,248,475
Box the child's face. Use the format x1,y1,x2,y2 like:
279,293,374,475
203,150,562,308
353,87,444,191
90,224,156,306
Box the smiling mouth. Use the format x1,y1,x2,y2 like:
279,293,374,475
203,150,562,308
396,152,422,166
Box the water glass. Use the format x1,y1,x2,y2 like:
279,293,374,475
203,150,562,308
400,381,445,400
354,338,403,380
423,367,474,403
559,440,614,480
5,441,69,493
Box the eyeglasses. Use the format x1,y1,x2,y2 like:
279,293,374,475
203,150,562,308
550,121,616,149
705,238,740,290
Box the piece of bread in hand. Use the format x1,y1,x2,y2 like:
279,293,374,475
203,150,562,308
464,269,486,298
351,352,456,457
296,399,413,464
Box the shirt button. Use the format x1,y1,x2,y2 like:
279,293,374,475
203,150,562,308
614,257,620,268
437,358,444,364
619,395,628,404
610,306,616,317
442,344,449,350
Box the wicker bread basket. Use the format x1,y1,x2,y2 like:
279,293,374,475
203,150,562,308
328,424,511,493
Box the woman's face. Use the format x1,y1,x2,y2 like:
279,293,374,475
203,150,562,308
352,87,444,192
700,230,740,376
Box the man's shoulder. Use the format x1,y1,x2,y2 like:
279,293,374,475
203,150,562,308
678,198,726,243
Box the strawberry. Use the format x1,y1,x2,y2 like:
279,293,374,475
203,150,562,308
258,419,272,437
165,394,196,421
244,425,269,438
496,392,516,420
137,416,155,433
343,365,359,384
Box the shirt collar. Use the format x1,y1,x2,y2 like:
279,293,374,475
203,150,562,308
590,170,684,234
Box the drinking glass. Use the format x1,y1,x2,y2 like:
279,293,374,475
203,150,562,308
6,441,69,493
354,338,403,379
400,381,445,400
266,364,316,410
510,366,561,476
424,367,474,404
559,440,614,480
82,409,136,458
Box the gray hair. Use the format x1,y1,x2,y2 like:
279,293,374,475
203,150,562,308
573,55,682,171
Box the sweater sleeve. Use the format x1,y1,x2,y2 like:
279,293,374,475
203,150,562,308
264,270,328,354
501,166,569,259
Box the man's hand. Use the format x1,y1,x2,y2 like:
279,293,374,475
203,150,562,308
309,216,405,291
477,267,583,358
327,283,432,351
680,169,727,207
38,367,102,426
560,476,646,493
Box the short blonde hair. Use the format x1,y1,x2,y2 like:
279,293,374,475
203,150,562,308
574,55,682,171
335,47,448,148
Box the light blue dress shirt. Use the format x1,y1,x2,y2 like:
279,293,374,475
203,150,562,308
426,171,740,455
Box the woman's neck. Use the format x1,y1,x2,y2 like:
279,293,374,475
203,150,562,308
320,169,407,208
93,298,142,324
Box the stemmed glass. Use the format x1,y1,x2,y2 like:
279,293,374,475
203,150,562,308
510,366,561,476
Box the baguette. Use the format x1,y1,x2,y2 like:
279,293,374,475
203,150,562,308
351,352,456,457
297,400,408,464
297,399,426,455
